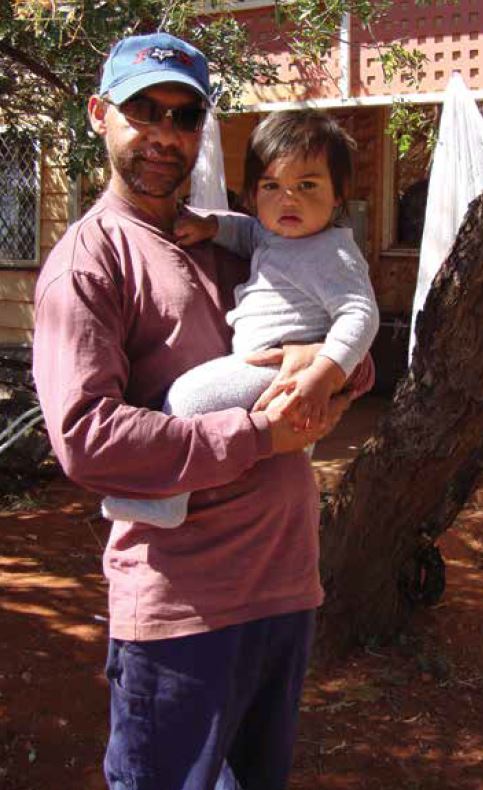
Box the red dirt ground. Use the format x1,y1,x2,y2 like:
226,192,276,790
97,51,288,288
1,400,482,790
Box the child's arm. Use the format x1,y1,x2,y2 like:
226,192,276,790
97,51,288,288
175,209,263,259
311,230,380,381
174,212,219,246
274,355,346,430
249,345,375,416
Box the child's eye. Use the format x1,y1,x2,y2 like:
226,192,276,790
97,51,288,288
260,182,278,191
299,181,317,190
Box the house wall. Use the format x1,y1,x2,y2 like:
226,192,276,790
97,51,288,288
374,254,419,315
0,150,70,346
232,0,482,102
2,0,482,346
233,5,344,104
220,112,259,194
353,0,482,96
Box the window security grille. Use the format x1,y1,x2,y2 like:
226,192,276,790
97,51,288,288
0,134,39,263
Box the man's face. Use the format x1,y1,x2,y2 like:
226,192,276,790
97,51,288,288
90,84,205,199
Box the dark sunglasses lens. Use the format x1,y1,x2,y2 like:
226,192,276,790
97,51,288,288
172,107,207,132
119,99,206,131
120,98,154,123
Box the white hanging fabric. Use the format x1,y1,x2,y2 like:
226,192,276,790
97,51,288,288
189,109,229,210
408,72,483,360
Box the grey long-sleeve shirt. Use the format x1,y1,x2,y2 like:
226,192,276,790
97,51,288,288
215,215,379,377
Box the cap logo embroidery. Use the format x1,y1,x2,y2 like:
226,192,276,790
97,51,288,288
133,47,193,67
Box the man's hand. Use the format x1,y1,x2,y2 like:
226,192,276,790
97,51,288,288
267,391,351,454
248,345,346,430
246,343,325,412
174,213,218,246
279,356,346,430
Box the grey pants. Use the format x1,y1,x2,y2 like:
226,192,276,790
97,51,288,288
164,354,277,415
101,355,277,527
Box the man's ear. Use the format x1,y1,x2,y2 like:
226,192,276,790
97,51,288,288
88,95,108,136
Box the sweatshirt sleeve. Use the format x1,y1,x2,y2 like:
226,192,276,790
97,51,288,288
213,212,264,260
312,230,380,376
33,250,272,500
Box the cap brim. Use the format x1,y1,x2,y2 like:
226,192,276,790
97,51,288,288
108,70,210,105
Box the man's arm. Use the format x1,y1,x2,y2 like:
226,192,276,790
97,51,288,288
33,264,315,500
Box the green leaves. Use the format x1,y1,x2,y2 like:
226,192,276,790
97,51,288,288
379,42,439,157
380,44,427,89
191,16,277,110
386,101,437,159
1,0,280,175
0,1,455,175
275,0,394,66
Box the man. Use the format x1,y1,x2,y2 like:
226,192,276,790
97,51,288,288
33,32,352,790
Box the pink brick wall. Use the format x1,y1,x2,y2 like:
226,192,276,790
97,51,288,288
235,7,343,101
233,1,482,101
352,0,482,96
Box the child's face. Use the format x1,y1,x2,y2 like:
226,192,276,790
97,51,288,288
255,151,340,238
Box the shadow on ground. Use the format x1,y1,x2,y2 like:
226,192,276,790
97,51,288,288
0,396,481,790
0,481,110,790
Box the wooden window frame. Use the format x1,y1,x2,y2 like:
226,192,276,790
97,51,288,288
381,108,429,257
0,132,42,269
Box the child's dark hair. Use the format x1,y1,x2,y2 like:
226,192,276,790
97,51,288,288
243,110,356,212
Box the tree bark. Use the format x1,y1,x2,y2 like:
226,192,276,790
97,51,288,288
318,193,483,662
0,40,73,96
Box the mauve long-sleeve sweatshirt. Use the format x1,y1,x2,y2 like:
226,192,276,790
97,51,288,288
33,189,323,640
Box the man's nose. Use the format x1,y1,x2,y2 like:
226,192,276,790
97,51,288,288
146,115,179,143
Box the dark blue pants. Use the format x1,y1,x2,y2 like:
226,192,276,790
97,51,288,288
104,609,316,790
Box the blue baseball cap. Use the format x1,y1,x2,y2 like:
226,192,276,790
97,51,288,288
99,33,211,104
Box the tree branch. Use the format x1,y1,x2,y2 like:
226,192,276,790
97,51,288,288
0,39,74,96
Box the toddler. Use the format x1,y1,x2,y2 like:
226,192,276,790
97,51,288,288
102,110,380,527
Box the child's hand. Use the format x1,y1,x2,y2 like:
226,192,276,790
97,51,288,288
174,213,218,246
248,342,325,412
265,389,352,452
279,356,346,430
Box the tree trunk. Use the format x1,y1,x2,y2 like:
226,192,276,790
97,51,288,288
318,193,483,662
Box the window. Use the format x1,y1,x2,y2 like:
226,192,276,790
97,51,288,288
394,139,431,249
382,106,435,252
0,132,40,266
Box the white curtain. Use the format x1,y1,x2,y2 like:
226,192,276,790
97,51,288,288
408,72,483,360
189,110,229,210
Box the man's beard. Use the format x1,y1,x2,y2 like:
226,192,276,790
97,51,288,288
109,143,193,198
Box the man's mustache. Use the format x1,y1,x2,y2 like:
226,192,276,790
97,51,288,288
132,145,186,166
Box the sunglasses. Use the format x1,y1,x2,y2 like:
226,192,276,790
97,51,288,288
103,96,207,133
